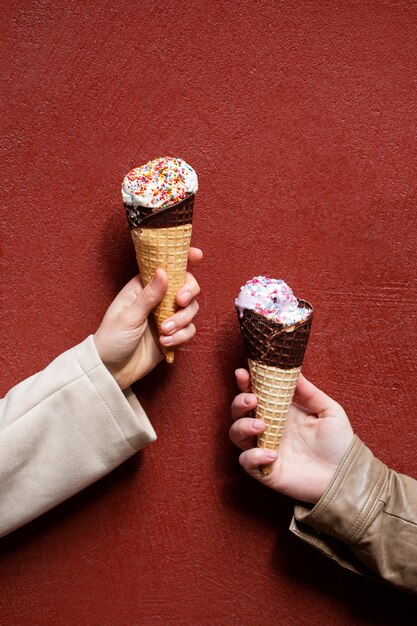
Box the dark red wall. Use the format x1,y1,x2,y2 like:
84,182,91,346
1,1,416,624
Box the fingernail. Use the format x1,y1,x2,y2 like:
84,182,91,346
243,394,252,406
251,419,263,431
161,335,173,345
180,290,191,303
267,452,278,461
162,321,175,332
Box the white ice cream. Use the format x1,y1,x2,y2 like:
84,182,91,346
235,276,311,326
122,157,198,208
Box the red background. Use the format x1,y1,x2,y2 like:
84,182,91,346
1,1,417,624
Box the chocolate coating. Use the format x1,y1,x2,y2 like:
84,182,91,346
125,193,194,229
237,300,313,368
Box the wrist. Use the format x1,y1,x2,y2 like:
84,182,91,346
308,466,341,504
293,437,384,543
93,333,123,387
93,331,106,362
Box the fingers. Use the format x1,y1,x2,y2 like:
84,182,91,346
175,247,202,306
294,374,338,416
239,448,278,475
229,417,265,450
161,299,199,335
229,413,278,479
158,270,199,346
111,246,201,315
160,323,196,348
235,368,252,393
231,392,257,421
188,247,203,265
176,271,200,307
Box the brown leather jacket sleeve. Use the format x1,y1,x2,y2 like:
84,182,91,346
289,436,417,594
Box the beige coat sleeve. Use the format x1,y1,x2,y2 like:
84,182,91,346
290,436,417,594
0,335,156,538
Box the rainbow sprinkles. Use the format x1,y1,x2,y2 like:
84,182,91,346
122,157,198,209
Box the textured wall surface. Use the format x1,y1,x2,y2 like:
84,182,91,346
1,1,417,624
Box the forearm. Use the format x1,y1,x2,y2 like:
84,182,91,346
0,336,156,537
290,436,417,594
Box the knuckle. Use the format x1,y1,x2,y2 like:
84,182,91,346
233,422,244,442
232,397,244,416
118,308,136,328
141,287,155,304
186,274,200,296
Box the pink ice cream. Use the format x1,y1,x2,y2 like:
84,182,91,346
235,276,312,326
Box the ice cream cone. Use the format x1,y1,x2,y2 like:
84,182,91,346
237,295,313,476
122,158,197,364
128,194,194,364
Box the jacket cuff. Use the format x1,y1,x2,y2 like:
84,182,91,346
292,435,388,544
74,336,157,451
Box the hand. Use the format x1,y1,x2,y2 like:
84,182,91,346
94,247,202,389
229,369,354,503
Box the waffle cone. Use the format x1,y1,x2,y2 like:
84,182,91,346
249,360,301,475
131,223,192,363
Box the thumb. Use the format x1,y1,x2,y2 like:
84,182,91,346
294,374,337,416
130,269,168,324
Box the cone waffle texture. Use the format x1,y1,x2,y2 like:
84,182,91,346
249,359,301,448
131,223,192,362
